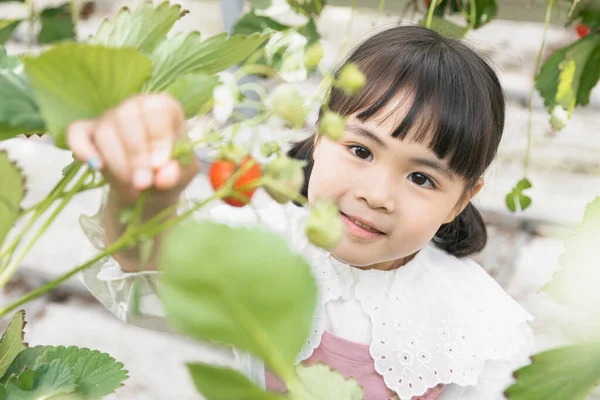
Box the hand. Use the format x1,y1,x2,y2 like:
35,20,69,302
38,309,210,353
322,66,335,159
66,94,199,203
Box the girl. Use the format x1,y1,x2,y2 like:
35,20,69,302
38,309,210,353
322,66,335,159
71,26,534,400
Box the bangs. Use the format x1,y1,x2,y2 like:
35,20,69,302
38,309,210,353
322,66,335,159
328,26,505,182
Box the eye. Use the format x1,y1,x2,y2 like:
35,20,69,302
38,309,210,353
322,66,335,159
409,172,436,189
348,145,373,161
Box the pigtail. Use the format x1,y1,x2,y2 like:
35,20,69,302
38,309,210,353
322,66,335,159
287,136,315,198
433,202,487,258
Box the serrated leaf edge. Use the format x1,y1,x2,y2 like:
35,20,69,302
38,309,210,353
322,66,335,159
0,151,27,217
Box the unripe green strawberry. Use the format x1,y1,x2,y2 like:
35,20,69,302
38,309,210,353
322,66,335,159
304,42,324,70
550,105,569,131
269,84,307,129
318,111,346,141
336,63,366,96
261,141,281,158
264,156,306,204
305,199,344,249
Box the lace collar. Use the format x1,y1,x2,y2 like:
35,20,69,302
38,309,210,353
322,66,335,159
280,203,534,399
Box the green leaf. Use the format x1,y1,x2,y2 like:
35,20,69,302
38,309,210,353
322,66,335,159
0,153,25,253
287,0,325,17
518,194,532,211
233,11,290,36
1,346,50,384
505,178,533,213
165,73,219,118
516,177,532,191
536,34,600,126
187,362,285,400
23,43,152,148
295,364,363,400
505,342,600,400
250,0,273,10
467,0,497,28
144,32,269,92
543,197,600,335
0,46,19,69
0,20,21,45
37,4,75,44
0,310,26,378
419,16,467,39
298,18,320,45
35,346,128,397
4,359,76,399
505,192,516,212
89,1,183,54
568,0,600,31
555,58,576,113
0,47,46,138
159,221,317,371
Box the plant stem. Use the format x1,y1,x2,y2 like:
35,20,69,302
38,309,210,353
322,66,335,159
25,0,35,51
239,82,269,103
0,186,232,316
261,177,308,205
0,236,130,317
524,0,553,176
0,169,92,289
467,0,477,30
374,0,387,26
338,0,356,60
426,0,440,29
20,179,105,216
0,164,82,270
69,0,80,39
235,64,276,81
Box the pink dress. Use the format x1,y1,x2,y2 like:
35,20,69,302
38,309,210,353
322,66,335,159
266,331,444,400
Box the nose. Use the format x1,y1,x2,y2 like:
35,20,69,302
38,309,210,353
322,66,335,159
353,171,395,213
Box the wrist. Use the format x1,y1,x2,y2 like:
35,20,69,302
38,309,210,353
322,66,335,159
109,187,182,209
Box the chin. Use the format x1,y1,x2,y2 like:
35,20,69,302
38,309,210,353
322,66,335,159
330,243,380,267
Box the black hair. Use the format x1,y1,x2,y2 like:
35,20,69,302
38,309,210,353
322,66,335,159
288,25,505,258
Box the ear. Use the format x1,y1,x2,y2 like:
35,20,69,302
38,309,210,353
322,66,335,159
443,178,484,224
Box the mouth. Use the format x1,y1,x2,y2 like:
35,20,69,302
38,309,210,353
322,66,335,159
340,212,385,239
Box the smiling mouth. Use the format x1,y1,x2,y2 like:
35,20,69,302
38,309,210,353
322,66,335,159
340,212,384,238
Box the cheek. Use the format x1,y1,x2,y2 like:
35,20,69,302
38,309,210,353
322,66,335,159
388,195,457,250
308,142,347,202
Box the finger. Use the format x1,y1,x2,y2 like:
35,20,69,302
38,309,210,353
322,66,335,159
93,120,131,186
66,120,103,170
154,160,181,191
141,94,185,169
115,99,152,191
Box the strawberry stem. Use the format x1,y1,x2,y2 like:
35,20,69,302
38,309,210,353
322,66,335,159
0,187,233,317
524,0,553,177
0,163,83,271
0,168,93,289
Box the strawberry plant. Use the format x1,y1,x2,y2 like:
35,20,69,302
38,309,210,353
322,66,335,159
0,310,128,399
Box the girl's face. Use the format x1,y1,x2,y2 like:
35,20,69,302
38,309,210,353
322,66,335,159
308,101,483,270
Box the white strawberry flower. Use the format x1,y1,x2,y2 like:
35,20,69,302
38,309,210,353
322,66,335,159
265,30,308,83
212,72,238,123
255,0,308,26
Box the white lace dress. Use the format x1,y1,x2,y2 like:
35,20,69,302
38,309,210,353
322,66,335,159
79,190,535,400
